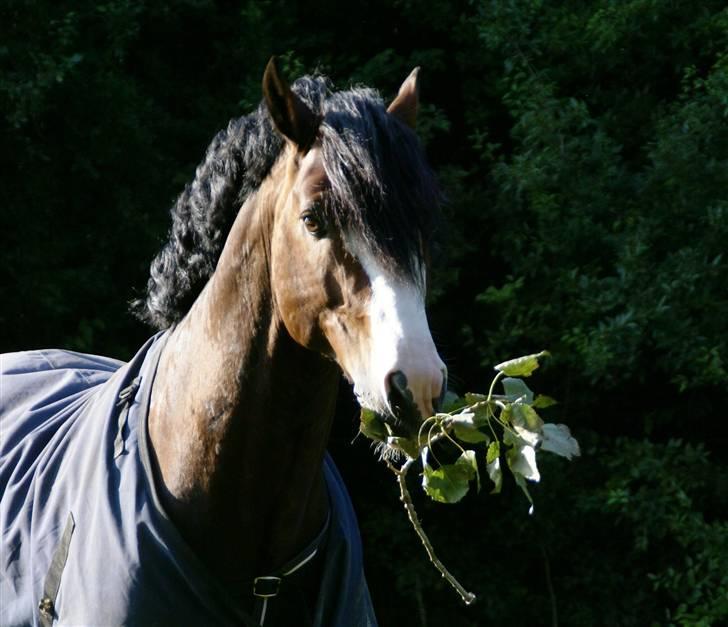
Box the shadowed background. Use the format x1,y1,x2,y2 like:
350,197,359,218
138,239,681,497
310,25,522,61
2,1,727,625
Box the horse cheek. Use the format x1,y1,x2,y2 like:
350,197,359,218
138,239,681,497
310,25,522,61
272,251,324,351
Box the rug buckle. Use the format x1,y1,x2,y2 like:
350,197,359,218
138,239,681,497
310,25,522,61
253,576,282,598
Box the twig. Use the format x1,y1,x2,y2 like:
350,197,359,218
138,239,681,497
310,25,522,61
389,457,477,606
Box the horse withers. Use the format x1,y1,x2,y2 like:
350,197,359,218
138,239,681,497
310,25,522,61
0,59,445,626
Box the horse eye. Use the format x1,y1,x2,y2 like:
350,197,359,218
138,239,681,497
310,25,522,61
301,210,326,237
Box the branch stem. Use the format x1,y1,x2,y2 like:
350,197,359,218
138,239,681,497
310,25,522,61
392,458,477,606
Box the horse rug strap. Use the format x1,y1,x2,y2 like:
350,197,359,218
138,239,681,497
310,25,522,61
37,512,75,627
0,333,378,626
251,512,330,626
113,375,140,458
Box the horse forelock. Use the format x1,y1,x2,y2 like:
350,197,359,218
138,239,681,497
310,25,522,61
134,74,440,330
319,88,442,282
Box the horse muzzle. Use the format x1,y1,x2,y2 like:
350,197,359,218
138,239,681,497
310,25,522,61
383,367,447,436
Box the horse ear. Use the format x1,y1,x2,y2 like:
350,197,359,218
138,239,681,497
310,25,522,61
262,57,320,151
387,67,420,129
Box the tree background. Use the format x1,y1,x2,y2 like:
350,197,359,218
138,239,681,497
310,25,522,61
2,1,727,625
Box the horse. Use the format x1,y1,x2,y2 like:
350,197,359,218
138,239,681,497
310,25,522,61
0,58,446,626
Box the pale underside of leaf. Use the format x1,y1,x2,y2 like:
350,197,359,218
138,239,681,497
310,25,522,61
502,377,534,404
507,443,541,483
541,423,581,460
486,454,502,494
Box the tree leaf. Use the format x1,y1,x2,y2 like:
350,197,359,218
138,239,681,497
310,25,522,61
506,442,541,482
471,403,492,427
509,403,544,431
387,436,420,459
502,377,534,404
541,423,581,460
359,408,387,442
513,425,541,448
460,449,481,492
487,457,502,494
533,394,558,408
486,440,500,464
494,351,550,377
464,392,488,404
421,451,477,504
450,413,490,443
486,442,502,494
448,412,476,427
441,390,468,413
454,424,490,444
513,472,535,515
505,436,539,513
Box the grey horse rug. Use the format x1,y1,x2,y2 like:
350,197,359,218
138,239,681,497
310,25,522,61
0,333,377,626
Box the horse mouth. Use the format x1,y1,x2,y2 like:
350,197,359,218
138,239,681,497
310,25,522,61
377,406,420,439
378,370,445,441
382,372,423,438
358,372,446,447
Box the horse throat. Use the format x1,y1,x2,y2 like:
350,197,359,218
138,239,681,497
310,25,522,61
147,191,338,588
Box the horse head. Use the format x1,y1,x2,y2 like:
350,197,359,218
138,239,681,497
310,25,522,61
261,59,446,436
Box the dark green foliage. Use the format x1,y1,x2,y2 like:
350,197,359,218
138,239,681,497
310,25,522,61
2,1,726,624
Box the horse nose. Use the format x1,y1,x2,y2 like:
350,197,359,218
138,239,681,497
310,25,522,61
386,366,447,425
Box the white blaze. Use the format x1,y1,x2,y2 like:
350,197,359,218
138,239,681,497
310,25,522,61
350,241,446,419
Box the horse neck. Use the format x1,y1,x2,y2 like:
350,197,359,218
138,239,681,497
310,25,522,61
148,180,339,583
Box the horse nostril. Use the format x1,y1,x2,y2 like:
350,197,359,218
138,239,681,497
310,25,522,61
386,370,418,430
387,370,409,397
432,368,448,413
386,370,412,413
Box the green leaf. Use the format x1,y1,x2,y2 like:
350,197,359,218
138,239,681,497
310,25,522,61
486,440,500,464
486,457,502,494
502,377,534,404
533,394,558,408
464,392,488,404
541,423,581,460
450,413,490,443
459,449,478,472
494,351,550,377
486,442,502,494
453,424,490,444
359,408,387,442
387,436,420,460
471,403,492,427
422,451,477,504
459,394,494,427
460,449,481,492
441,390,468,413
509,403,544,432
500,403,513,426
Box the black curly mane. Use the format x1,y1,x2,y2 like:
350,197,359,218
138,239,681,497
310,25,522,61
134,75,441,330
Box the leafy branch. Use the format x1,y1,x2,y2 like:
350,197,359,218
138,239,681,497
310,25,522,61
360,351,581,603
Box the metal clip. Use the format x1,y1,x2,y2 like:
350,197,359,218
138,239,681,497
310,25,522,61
253,576,282,598
38,596,54,625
